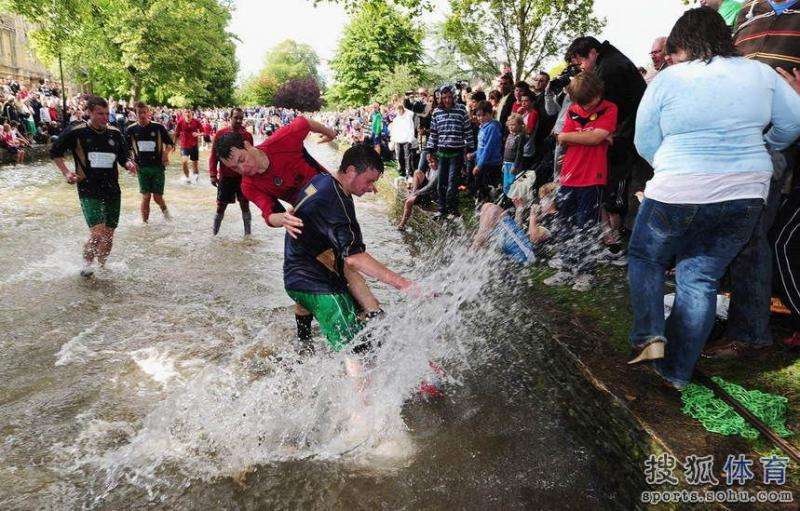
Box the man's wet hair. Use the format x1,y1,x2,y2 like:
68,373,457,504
339,144,384,175
85,95,108,111
214,131,246,160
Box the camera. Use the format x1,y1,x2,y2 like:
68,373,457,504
549,64,582,94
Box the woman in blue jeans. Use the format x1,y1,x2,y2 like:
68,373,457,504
627,7,800,388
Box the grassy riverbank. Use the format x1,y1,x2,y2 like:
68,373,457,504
380,165,800,499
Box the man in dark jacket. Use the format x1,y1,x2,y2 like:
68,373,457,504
566,36,651,238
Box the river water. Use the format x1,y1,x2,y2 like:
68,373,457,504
0,143,612,509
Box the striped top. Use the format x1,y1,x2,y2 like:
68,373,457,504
426,104,475,152
734,0,800,69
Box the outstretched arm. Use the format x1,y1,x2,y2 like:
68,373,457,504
345,252,413,291
306,118,337,143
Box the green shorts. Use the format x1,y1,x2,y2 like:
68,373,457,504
286,289,363,352
79,195,121,229
137,165,166,195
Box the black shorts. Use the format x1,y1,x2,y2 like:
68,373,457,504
217,176,246,204
181,146,199,161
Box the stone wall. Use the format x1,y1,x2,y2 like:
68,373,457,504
0,13,53,86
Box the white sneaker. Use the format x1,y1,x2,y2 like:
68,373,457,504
191,173,199,184
162,208,172,221
610,255,628,267
181,175,190,184
543,271,573,287
572,274,593,292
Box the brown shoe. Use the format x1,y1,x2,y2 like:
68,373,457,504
701,340,767,359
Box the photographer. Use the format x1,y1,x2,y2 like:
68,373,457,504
565,36,650,243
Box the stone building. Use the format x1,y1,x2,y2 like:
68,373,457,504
0,13,53,86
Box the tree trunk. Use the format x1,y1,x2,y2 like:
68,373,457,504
130,75,142,103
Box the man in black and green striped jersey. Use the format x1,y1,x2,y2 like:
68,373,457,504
126,101,175,224
50,95,137,277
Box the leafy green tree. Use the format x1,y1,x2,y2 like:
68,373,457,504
372,64,425,104
312,0,430,17
262,39,323,87
236,74,280,106
327,1,424,107
443,0,605,81
7,0,239,106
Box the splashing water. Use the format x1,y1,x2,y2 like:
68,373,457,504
74,239,507,503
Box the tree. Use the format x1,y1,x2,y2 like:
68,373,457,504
236,74,280,106
262,39,324,87
7,0,239,106
327,1,424,107
273,78,323,111
443,0,605,81
313,0,430,17
372,64,424,104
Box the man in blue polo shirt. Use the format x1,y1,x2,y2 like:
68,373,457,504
284,144,416,352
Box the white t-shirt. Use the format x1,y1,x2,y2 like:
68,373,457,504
644,171,770,204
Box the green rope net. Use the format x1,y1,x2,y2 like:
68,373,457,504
681,376,793,440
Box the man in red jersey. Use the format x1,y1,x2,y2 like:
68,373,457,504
215,115,335,236
209,107,252,236
174,109,203,183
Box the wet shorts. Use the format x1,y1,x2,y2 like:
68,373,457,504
137,165,165,195
217,176,246,204
180,146,199,161
492,215,536,265
286,289,363,352
79,195,121,229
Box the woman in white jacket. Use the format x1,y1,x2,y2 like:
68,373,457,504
389,102,416,177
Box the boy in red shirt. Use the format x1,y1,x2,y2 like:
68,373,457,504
214,116,381,349
556,71,617,227
174,109,203,184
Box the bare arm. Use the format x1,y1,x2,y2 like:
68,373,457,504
53,157,78,183
558,129,610,146
345,252,413,291
306,118,337,142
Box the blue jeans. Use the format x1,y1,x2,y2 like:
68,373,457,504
628,198,763,387
437,152,464,215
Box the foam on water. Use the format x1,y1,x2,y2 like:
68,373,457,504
131,348,182,386
71,239,508,504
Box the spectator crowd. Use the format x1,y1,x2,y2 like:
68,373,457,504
314,2,800,392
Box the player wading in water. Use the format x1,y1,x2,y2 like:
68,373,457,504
50,95,137,277
215,116,383,351
126,102,174,224
174,109,202,184
283,145,415,362
209,107,252,236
